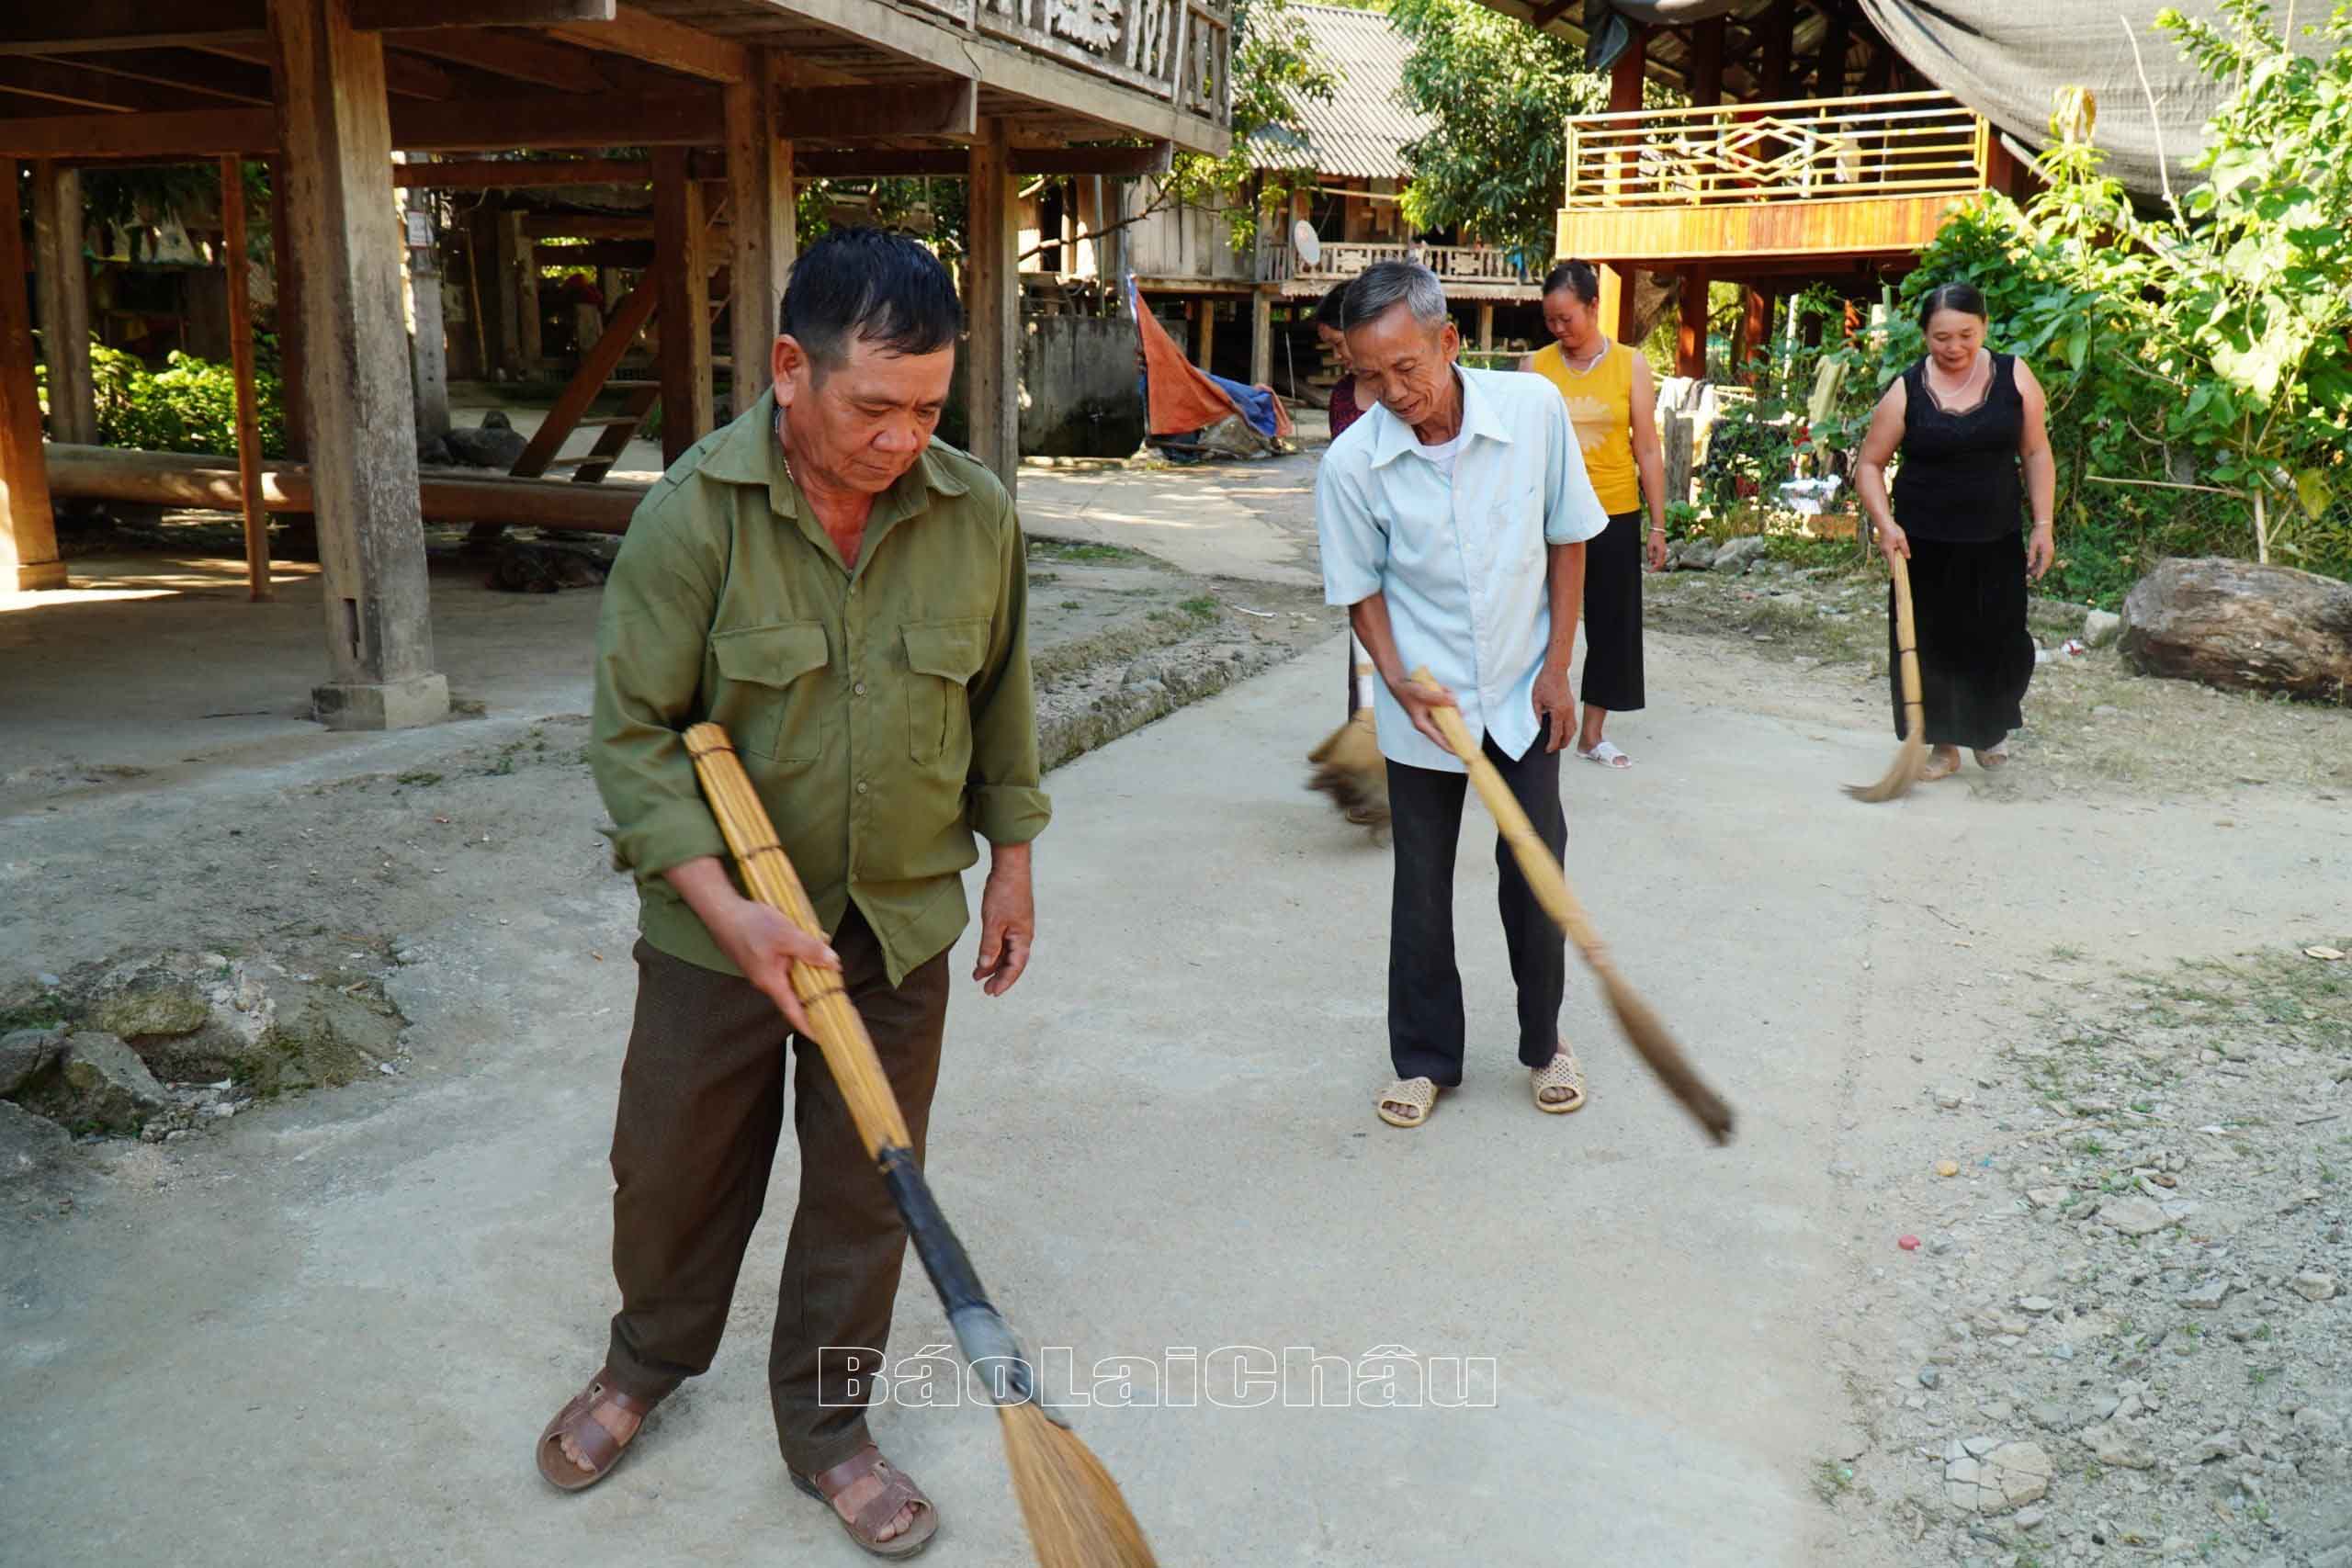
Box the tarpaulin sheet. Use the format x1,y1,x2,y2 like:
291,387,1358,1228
1128,277,1292,442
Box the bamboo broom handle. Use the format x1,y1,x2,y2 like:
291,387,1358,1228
1890,548,1924,737
1407,670,1606,959
683,723,911,1154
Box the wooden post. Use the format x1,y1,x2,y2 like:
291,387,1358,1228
1664,409,1694,508
1476,301,1495,354
1194,298,1216,373
1249,288,1272,388
725,49,792,423
1815,1,1849,99
267,155,309,462
1690,15,1725,107
1735,286,1773,377
30,161,95,446
270,0,447,729
220,155,273,601
1758,0,1795,97
513,220,541,372
653,145,711,466
1676,269,1708,378
469,205,514,380
399,169,451,444
1599,28,1645,346
964,117,1018,493
1,158,66,592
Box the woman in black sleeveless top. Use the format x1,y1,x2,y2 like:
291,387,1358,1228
1854,284,2057,781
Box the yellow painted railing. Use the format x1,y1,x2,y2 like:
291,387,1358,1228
1563,90,1987,210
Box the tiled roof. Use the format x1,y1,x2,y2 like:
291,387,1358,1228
1245,5,1435,182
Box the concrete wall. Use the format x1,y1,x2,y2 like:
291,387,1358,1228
1021,313,1146,457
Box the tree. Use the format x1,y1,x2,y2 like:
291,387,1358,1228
1389,0,1611,263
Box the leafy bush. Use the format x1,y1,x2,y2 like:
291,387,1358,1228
88,344,288,458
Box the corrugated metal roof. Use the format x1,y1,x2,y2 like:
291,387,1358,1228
1245,5,1435,182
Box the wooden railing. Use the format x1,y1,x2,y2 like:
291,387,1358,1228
1262,240,1538,286
910,0,1231,126
1563,90,1986,209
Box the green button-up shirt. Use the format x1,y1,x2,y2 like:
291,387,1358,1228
590,389,1050,986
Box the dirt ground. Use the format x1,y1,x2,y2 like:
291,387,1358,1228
4,449,2348,1567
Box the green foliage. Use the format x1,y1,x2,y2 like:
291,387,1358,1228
1390,0,1615,261
1815,0,2352,594
1162,0,1338,250
87,344,288,459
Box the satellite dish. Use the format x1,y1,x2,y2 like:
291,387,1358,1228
1585,0,1633,71
1292,220,1322,267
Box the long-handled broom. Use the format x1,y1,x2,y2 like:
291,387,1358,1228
1305,635,1388,832
1408,671,1736,1145
683,723,1156,1568
1845,546,1926,803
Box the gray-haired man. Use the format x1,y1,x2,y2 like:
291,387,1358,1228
1314,261,1611,1129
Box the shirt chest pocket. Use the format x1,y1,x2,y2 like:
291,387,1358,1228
710,620,830,764
902,617,990,767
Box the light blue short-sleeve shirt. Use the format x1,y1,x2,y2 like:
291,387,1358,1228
1315,366,1611,773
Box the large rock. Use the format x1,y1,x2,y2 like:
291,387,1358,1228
21,1032,170,1134
0,1100,73,1184
88,981,210,1043
2120,558,2352,700
1710,536,1773,574
441,411,530,469
0,1026,64,1097
1944,1440,2053,1514
243,981,402,1093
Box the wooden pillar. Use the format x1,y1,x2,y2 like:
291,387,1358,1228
399,171,450,444
653,147,711,466
270,0,446,729
1476,301,1495,354
726,50,794,422
1690,16,1725,107
267,155,308,462
1599,28,1645,346
1249,288,1273,388
490,209,526,374
1734,286,1774,375
1815,1,1849,99
964,117,1018,494
2,159,66,592
30,161,95,446
1676,269,1709,378
220,155,272,601
467,205,513,381
1194,298,1216,373
1758,0,1794,97
1860,38,1895,96
512,223,541,372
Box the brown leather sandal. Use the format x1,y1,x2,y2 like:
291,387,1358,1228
792,1443,939,1559
536,1370,659,1493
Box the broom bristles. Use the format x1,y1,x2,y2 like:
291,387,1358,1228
1844,727,1926,803
1305,710,1388,831
1595,960,1734,1145
1000,1403,1158,1568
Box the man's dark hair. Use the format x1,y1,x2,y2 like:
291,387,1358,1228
779,227,962,374
1313,281,1351,330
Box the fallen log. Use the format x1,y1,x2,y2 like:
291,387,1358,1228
2120,557,2352,702
41,443,648,534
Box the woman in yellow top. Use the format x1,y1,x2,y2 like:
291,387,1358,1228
1519,261,1668,768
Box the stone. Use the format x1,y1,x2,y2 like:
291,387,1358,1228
1963,1436,1998,1458
486,541,609,594
2027,1187,2069,1209
1709,536,1771,573
2018,1296,2057,1314
1945,1441,2052,1515
2290,1272,2338,1302
0,1025,64,1096
2120,557,2352,700
2191,1430,2241,1463
440,411,530,469
2098,1197,2175,1236
2082,608,2122,647
2292,1406,2343,1441
2178,1280,2233,1310
0,1099,72,1182
22,1032,169,1134
2029,1401,2071,1432
1935,1087,1965,1110
2079,1420,2156,1470
1918,1368,1941,1390
2013,1506,2046,1530
87,982,210,1043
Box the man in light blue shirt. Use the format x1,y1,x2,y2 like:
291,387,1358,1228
1314,260,1610,1130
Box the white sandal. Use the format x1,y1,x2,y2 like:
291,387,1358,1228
1577,740,1632,769
1532,1048,1587,1114
1377,1076,1440,1129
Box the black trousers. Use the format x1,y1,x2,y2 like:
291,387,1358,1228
1385,731,1566,1084
1579,508,1646,712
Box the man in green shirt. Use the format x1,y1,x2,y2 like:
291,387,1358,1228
536,229,1047,1557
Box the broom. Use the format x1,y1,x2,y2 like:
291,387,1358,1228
1305,635,1388,831
1845,546,1926,803
683,723,1156,1568
1408,671,1736,1145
